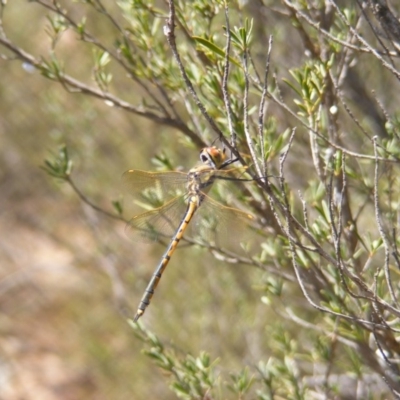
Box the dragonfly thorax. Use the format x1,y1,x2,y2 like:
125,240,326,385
186,167,216,198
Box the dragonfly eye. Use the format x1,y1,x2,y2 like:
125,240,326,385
200,153,209,163
199,148,214,166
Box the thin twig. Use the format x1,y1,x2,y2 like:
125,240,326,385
282,0,400,57
164,1,234,151
0,33,206,148
331,1,400,80
37,0,178,119
258,35,273,178
267,88,399,163
242,38,262,178
277,132,386,328
221,2,235,148
66,176,124,222
372,136,398,306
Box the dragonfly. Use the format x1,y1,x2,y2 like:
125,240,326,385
123,146,255,321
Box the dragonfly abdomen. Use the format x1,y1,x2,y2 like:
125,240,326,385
133,196,200,321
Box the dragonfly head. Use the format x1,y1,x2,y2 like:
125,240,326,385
199,147,227,169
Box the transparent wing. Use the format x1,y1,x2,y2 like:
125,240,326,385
123,166,257,254
122,167,249,199
210,166,250,182
125,195,189,243
187,195,257,256
122,169,188,199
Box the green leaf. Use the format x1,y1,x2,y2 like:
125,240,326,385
41,145,73,180
192,36,241,68
112,199,123,215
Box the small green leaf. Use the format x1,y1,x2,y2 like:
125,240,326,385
41,145,73,180
192,36,241,68
112,200,123,215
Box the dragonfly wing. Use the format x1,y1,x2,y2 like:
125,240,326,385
122,170,188,198
126,195,189,243
211,166,250,181
188,195,257,256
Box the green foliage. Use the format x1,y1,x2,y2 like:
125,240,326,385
93,50,112,91
192,36,241,67
41,145,73,179
227,367,254,397
229,18,253,52
132,322,219,399
284,59,332,118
